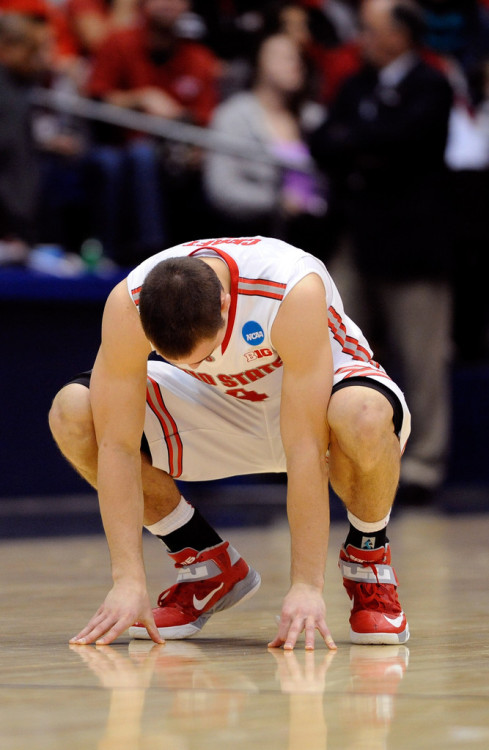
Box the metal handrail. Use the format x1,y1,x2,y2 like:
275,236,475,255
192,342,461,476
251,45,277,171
30,87,317,175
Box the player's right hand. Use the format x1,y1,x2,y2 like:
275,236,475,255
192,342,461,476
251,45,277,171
69,582,164,646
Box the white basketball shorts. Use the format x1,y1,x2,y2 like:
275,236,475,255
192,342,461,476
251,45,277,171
143,359,410,482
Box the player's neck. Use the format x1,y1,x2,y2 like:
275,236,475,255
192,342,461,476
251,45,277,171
202,257,231,294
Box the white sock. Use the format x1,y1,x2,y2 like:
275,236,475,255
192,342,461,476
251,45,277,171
347,510,391,533
144,496,194,537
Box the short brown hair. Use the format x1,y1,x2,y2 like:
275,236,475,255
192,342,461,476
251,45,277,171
392,1,425,47
138,256,225,358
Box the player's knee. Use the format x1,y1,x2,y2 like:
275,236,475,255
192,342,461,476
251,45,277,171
49,384,93,447
329,389,394,469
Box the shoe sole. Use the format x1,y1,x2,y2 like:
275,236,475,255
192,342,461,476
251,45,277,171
350,623,410,645
129,566,261,640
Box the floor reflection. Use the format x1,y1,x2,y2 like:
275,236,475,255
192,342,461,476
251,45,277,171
338,645,410,750
69,640,410,750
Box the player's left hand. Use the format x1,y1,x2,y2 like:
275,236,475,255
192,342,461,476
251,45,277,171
69,582,164,646
268,582,337,651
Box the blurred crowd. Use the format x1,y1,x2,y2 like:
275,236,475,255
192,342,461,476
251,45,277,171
2,0,489,503
1,1,489,263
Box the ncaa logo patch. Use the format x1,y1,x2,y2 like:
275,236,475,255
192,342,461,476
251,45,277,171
242,320,265,346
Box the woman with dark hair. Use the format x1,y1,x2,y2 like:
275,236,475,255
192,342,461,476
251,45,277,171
203,32,328,259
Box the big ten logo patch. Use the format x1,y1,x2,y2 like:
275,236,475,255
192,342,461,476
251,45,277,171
244,347,273,362
242,321,265,346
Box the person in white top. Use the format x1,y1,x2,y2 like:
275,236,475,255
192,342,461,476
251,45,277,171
49,235,411,649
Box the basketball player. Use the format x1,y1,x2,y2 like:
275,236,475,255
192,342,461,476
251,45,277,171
49,236,411,649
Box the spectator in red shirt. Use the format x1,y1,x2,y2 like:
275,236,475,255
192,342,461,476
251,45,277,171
65,0,138,58
87,0,219,125
85,0,220,263
0,0,80,68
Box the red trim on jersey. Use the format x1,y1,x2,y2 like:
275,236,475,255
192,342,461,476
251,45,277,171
345,335,372,361
146,376,183,477
336,364,389,380
188,246,240,354
131,285,142,307
238,276,286,301
238,276,286,290
238,288,285,301
328,305,373,363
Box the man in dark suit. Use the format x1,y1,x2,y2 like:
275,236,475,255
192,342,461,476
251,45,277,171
310,0,454,506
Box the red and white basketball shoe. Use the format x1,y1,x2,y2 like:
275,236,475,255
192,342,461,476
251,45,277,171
339,543,410,645
129,541,261,640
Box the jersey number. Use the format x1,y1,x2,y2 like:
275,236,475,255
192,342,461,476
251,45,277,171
225,388,268,402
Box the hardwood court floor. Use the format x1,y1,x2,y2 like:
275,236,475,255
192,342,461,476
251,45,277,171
1,510,488,750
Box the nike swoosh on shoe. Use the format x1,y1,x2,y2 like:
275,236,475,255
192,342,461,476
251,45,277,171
383,613,405,628
193,583,224,611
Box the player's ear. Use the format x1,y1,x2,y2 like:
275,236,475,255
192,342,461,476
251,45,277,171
221,292,231,314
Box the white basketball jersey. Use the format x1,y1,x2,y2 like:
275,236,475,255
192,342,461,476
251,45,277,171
126,236,385,405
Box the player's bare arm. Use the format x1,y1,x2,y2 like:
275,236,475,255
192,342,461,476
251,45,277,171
267,273,337,651
70,280,164,646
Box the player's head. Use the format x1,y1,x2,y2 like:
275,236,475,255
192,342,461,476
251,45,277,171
139,256,227,362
